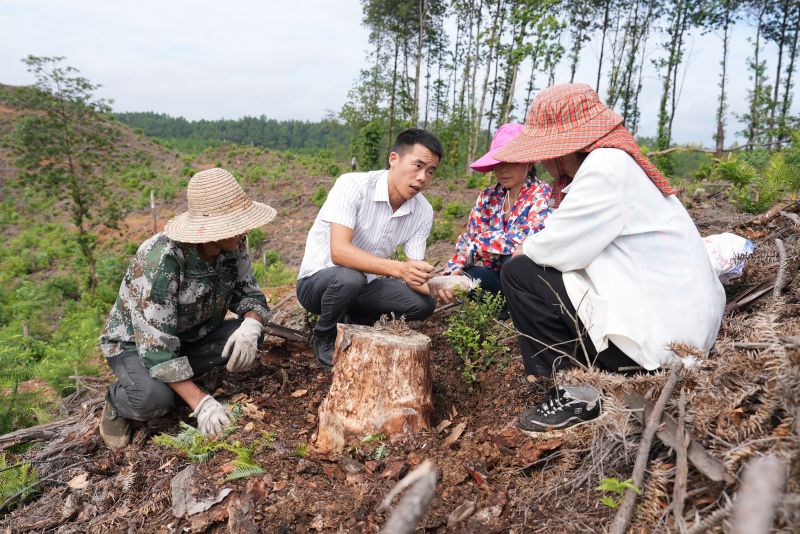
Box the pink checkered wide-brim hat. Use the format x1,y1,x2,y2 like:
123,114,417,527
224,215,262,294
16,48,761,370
495,84,623,163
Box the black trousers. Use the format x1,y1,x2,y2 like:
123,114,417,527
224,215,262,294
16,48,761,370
106,319,242,421
500,256,640,377
296,266,436,339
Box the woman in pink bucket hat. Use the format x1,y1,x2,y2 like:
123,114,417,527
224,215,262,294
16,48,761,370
495,84,725,435
440,123,551,299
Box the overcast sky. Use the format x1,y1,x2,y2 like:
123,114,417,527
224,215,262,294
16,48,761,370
1,0,795,147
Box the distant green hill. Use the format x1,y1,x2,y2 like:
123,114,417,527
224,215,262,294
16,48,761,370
115,111,353,156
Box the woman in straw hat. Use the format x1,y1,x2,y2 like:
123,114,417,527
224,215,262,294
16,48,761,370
439,123,551,300
495,84,725,435
98,168,277,448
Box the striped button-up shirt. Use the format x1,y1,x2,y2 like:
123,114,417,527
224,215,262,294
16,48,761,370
298,170,433,282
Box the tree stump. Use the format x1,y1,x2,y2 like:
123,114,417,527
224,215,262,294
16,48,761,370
315,323,433,453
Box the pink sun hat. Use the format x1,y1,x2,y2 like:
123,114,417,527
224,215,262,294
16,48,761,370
469,123,525,172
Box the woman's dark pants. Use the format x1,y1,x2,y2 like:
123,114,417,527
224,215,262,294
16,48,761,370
500,256,639,377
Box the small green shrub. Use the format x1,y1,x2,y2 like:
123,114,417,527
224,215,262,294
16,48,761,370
466,173,491,189
443,201,470,220
714,157,757,188
0,454,38,508
444,288,509,384
427,220,456,245
247,228,265,250
327,162,341,177
242,164,269,184
729,152,793,214
251,250,297,288
312,184,328,208
429,195,443,211
294,442,308,458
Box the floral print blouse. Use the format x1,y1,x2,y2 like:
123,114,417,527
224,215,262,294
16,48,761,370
444,177,552,274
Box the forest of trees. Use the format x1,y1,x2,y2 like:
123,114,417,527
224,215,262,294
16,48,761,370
115,112,353,155
341,0,800,175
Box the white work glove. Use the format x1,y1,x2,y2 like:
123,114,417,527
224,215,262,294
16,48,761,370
190,395,232,436
221,317,263,372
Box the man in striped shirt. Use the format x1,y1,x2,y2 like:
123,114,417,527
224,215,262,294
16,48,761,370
296,129,443,367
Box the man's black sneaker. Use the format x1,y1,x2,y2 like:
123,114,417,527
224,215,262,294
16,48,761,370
99,394,131,449
518,385,602,435
313,335,336,368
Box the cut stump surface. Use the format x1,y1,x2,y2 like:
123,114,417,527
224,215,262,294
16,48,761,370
315,323,433,453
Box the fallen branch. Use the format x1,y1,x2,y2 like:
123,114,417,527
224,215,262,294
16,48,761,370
772,238,788,299
686,495,733,534
0,414,82,449
730,455,787,534
779,210,800,226
270,293,296,312
741,200,800,228
645,142,774,158
262,321,307,344
432,302,459,315
725,275,778,314
611,364,682,534
379,459,437,534
622,391,731,484
734,335,800,350
673,388,689,533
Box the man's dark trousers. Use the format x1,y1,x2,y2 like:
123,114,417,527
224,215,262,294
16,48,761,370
106,319,243,421
296,266,436,340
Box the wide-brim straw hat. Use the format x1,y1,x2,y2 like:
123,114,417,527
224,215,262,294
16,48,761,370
495,83,623,163
470,123,524,172
164,168,276,243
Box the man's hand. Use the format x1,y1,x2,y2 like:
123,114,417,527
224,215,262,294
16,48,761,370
222,317,263,372
190,394,232,436
397,259,435,287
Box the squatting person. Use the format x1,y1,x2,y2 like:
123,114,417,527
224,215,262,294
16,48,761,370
98,168,276,448
496,84,726,434
296,128,443,367
440,123,551,297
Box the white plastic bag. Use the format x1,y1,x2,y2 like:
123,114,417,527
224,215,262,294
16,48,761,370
703,232,755,283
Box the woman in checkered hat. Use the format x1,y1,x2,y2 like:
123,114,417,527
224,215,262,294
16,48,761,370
439,123,552,298
495,84,725,435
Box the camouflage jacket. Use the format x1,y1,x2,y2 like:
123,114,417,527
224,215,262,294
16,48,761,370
99,233,270,383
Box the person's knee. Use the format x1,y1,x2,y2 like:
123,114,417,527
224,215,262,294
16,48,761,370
405,294,436,320
126,381,175,420
333,267,367,291
501,256,525,290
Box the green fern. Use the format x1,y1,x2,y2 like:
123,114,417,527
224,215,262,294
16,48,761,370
222,441,264,482
373,443,388,461
0,453,38,506
152,422,223,463
225,464,265,482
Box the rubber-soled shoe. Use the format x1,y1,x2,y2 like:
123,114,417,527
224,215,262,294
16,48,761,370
313,335,336,368
518,385,601,435
99,395,131,449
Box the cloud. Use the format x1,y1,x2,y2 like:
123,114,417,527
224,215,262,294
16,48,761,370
1,1,796,146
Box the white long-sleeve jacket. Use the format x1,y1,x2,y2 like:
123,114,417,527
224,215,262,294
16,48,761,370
522,148,725,370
